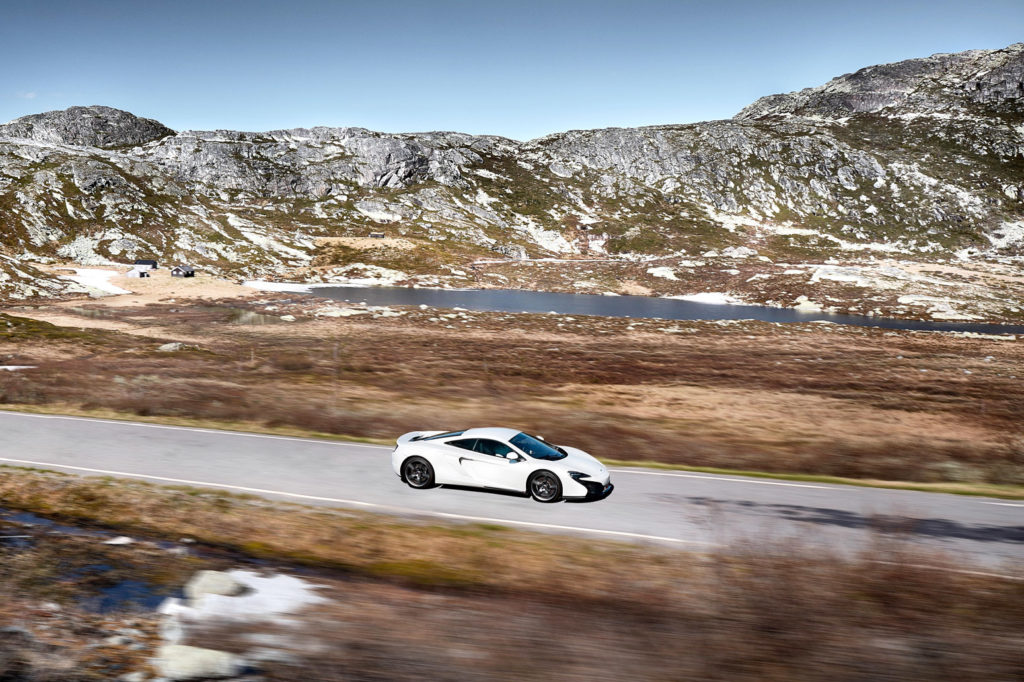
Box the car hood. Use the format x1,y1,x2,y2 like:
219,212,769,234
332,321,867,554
558,446,609,478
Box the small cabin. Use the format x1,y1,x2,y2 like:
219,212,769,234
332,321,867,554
170,265,195,278
134,259,158,270
125,266,151,278
368,231,386,239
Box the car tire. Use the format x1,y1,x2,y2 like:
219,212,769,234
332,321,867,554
402,457,435,489
529,471,562,503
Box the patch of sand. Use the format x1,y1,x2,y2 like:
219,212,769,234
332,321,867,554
42,267,258,307
314,237,415,250
4,268,252,342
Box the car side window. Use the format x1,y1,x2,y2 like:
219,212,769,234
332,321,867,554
446,438,478,451
473,439,514,458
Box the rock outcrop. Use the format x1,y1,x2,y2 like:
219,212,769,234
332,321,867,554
184,570,248,604
0,105,174,148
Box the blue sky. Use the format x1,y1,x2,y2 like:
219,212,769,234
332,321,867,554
1,0,1021,140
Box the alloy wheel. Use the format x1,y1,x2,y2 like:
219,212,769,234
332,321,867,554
531,472,560,502
404,458,433,488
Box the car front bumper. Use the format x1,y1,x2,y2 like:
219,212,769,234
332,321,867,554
566,479,614,500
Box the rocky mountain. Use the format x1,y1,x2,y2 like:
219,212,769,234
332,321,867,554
735,44,1024,119
0,44,1021,317
0,105,173,149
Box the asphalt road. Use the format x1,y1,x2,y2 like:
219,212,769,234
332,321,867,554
0,410,1021,570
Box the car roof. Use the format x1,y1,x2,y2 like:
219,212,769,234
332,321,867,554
461,427,521,441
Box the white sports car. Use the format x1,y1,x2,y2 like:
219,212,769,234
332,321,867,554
392,427,613,502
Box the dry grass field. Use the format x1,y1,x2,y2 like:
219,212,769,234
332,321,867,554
2,291,1022,488
0,468,1021,681
1,288,1023,679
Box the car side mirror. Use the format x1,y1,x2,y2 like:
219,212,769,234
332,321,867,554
504,453,520,462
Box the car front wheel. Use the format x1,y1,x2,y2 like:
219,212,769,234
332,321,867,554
403,457,435,489
529,471,562,503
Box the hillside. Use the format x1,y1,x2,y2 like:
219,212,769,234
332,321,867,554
0,44,1021,320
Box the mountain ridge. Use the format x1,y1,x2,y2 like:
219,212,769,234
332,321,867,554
0,43,1021,321
736,42,1024,120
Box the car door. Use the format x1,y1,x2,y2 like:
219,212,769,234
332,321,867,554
439,438,479,484
459,438,531,491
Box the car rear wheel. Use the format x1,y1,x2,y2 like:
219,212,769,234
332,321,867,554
529,471,561,503
403,457,435,489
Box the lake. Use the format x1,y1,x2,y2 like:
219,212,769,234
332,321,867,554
308,286,1024,335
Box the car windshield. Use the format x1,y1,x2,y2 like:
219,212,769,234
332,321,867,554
510,433,566,461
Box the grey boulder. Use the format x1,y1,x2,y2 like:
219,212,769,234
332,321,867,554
184,570,248,605
154,644,248,680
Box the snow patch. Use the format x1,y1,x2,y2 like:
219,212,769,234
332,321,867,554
646,266,678,281
511,216,576,254
59,268,131,295
472,168,504,181
896,295,981,320
809,265,871,286
793,295,823,312
721,246,757,259
243,280,312,293
159,570,327,637
666,292,744,305
474,189,497,206
706,210,763,233
944,332,1017,341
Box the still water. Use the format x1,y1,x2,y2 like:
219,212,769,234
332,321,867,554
310,286,1024,334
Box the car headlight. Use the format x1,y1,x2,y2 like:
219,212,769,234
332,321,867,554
568,471,590,481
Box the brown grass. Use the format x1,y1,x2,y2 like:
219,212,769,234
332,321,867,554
0,467,686,598
2,469,1023,681
191,545,1024,682
2,299,1024,485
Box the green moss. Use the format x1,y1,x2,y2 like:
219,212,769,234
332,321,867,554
605,228,669,254
0,314,106,342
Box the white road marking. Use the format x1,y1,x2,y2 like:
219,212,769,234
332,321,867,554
981,502,1024,507
428,512,709,545
0,456,706,546
0,410,390,449
610,468,833,489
